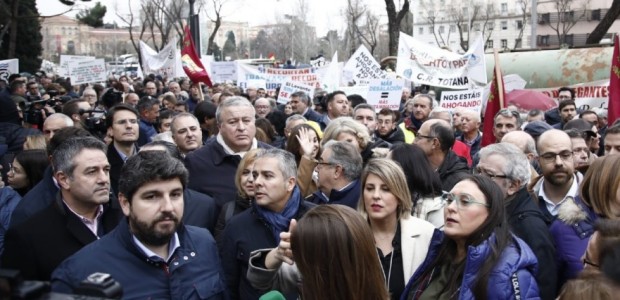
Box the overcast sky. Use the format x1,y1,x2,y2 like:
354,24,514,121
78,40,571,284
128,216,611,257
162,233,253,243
36,0,392,37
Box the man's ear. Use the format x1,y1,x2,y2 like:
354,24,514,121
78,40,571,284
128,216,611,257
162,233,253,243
286,177,296,192
55,171,71,190
118,193,131,217
507,179,522,196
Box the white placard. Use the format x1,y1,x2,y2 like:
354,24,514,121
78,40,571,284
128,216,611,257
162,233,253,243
343,45,385,86
396,32,487,89
59,55,95,78
210,61,237,83
68,59,107,85
277,80,315,104
140,39,181,78
0,59,19,82
534,80,609,110
440,88,484,112
237,64,324,92
366,79,404,111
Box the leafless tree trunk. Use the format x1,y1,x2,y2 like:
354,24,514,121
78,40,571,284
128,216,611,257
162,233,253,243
586,0,620,44
385,0,409,56
513,0,529,49
548,0,587,47
203,0,230,56
344,0,366,57
356,11,380,55
116,0,148,67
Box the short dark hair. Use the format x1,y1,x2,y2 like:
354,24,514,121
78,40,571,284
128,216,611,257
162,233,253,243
137,96,159,114
558,100,576,112
9,80,25,93
326,91,346,103
429,121,455,152
194,101,217,125
378,108,396,122
118,150,188,203
51,137,107,176
106,103,140,129
607,124,620,135
558,87,575,99
347,94,366,109
62,99,88,119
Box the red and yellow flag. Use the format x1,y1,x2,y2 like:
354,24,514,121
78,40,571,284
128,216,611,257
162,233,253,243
481,50,506,147
181,25,212,87
609,35,620,126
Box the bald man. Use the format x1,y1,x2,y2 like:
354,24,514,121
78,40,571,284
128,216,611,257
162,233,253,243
42,114,74,143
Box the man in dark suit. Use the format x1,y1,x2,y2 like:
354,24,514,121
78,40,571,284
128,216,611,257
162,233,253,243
2,137,122,280
106,104,139,196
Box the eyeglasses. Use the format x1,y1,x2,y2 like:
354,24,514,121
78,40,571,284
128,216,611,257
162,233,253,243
473,167,510,180
441,192,489,209
415,134,436,140
316,160,337,169
539,150,573,163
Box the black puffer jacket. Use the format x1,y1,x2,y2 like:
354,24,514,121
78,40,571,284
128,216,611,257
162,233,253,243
437,150,470,191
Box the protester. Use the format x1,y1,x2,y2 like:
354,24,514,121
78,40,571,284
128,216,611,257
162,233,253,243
358,158,437,299
105,104,139,196
7,149,48,197
388,143,444,228
285,124,320,197
322,117,390,164
580,155,620,219
402,175,539,299
170,112,203,156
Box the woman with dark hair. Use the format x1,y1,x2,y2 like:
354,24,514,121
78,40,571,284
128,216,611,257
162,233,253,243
402,175,540,300
255,118,280,146
286,124,320,197
389,143,444,228
7,150,49,196
291,205,389,300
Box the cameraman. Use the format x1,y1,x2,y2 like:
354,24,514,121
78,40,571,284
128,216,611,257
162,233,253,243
62,99,91,130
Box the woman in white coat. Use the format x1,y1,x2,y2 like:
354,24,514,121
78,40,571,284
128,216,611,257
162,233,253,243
358,158,439,300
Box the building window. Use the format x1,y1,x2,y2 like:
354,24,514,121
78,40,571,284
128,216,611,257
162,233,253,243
418,27,424,35
501,21,508,30
487,22,495,31
439,26,445,34
450,25,456,33
473,23,480,31
591,9,601,21
516,20,523,30
62,27,66,35
501,39,508,48
539,35,549,46
515,38,522,48
501,3,508,14
429,26,434,34
541,13,550,24
486,40,494,48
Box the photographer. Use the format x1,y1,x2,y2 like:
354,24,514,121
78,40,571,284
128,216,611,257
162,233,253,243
62,99,91,130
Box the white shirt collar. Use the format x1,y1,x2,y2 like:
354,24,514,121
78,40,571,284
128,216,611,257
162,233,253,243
132,232,180,263
538,175,579,216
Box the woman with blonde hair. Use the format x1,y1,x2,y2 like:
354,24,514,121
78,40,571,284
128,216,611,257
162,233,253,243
291,204,389,300
358,158,437,299
23,135,46,150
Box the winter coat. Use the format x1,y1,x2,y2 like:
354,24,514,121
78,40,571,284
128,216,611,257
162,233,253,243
411,195,444,229
305,179,361,209
437,150,470,192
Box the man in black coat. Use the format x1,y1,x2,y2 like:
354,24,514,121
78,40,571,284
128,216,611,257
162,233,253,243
476,143,558,300
218,149,314,300
105,104,139,196
2,137,122,280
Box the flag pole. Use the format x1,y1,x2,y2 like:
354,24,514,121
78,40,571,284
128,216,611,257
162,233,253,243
493,48,505,109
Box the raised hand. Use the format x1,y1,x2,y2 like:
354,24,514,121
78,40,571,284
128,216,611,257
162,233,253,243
296,127,316,160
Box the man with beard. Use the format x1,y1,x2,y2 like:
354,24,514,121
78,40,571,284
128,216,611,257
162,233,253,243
2,137,121,280
51,151,227,299
320,91,350,129
529,129,597,289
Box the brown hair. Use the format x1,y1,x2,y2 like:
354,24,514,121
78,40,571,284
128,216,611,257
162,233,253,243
557,270,619,300
580,155,620,218
291,205,389,300
285,123,321,165
23,134,46,150
234,149,260,198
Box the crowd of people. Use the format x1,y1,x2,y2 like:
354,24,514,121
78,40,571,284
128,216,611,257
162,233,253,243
0,71,619,299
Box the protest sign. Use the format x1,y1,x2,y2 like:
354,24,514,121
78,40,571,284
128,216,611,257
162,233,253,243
0,59,19,83
277,80,315,104
366,79,404,111
59,55,95,78
440,88,484,113
396,32,487,89
211,61,237,83
317,52,342,92
534,80,609,110
343,45,385,86
68,58,107,85
140,39,184,78
237,64,323,91
247,79,267,90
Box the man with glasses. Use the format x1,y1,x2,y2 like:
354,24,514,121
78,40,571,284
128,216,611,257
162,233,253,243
309,141,362,209
530,129,597,289
477,143,558,300
105,104,139,196
415,119,469,191
375,108,405,144
493,108,522,143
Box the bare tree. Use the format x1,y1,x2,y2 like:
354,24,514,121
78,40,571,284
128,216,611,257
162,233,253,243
202,0,231,56
513,0,529,49
548,0,587,47
116,0,149,66
343,0,366,56
586,0,620,44
356,11,380,55
447,0,483,51
385,0,410,56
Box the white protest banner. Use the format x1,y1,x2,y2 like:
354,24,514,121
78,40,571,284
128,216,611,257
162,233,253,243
340,85,369,100
366,79,404,111
277,80,315,104
534,80,609,110
396,32,487,89
440,88,484,113
236,64,323,92
247,79,267,90
310,56,327,68
211,61,237,83
0,59,19,83
343,45,385,86
59,55,95,78
68,58,107,85
140,39,179,77
318,52,341,92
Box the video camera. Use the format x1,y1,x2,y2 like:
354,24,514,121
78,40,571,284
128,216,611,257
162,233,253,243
0,269,122,299
79,109,108,137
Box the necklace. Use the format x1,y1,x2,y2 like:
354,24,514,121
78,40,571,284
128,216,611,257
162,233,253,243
377,247,394,288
